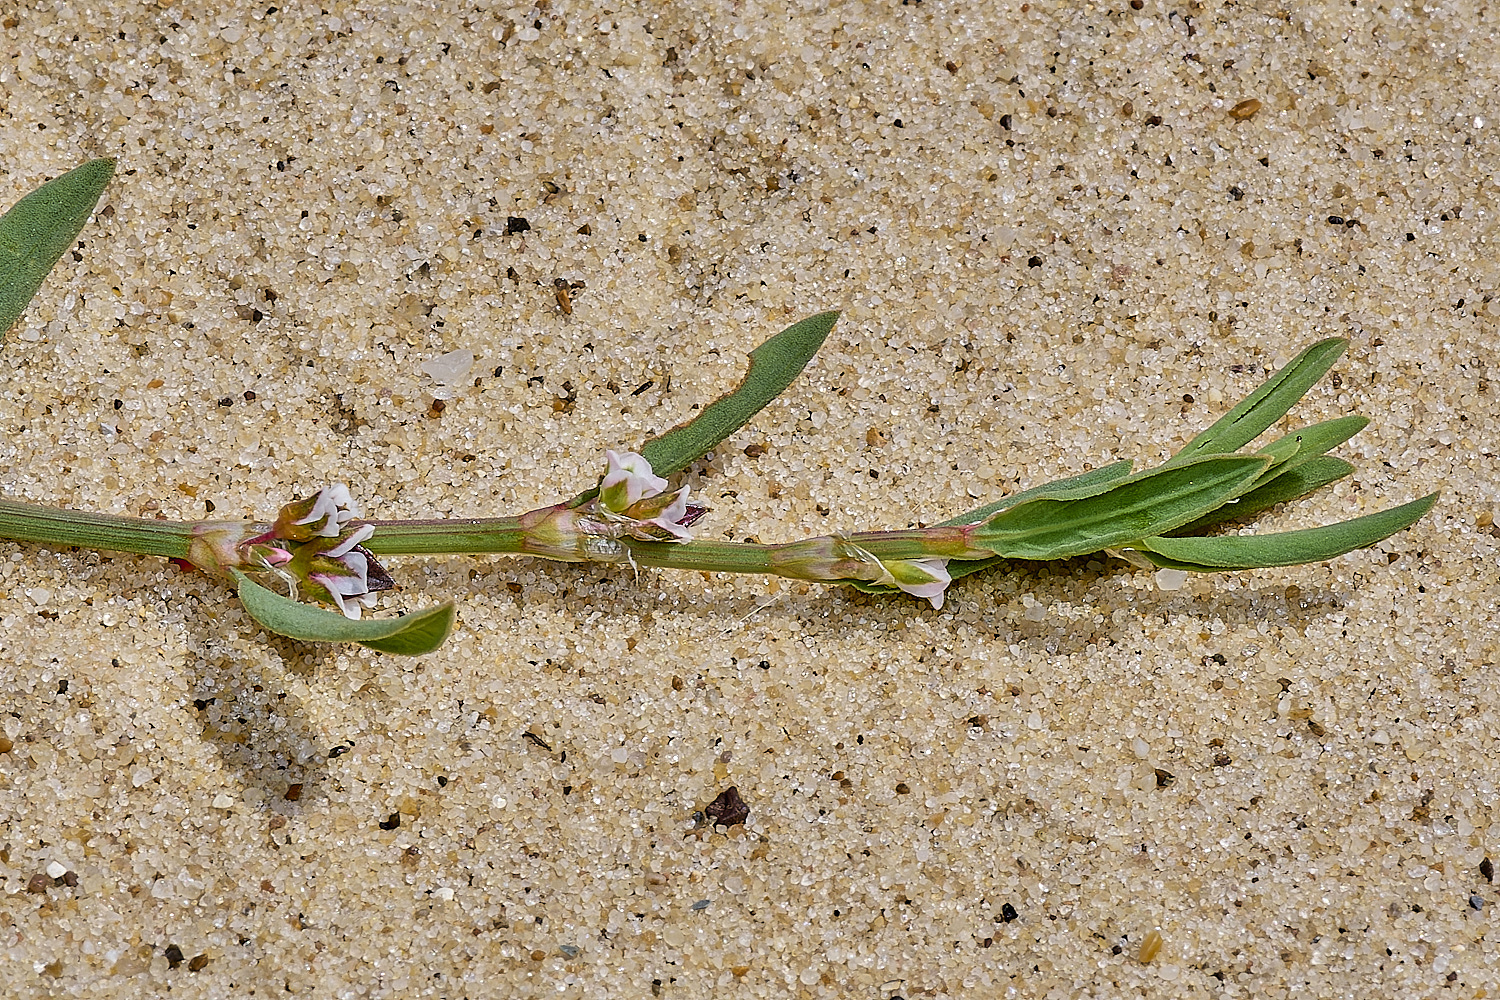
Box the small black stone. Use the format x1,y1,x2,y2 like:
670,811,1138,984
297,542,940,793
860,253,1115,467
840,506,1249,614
704,787,749,827
1000,902,1019,923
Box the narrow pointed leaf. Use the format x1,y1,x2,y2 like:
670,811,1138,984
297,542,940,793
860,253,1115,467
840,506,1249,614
1286,414,1370,456
1246,416,1367,488
567,311,838,507
1,158,115,338
1135,492,1438,570
1252,430,1304,476
927,461,1140,585
1169,455,1357,536
1167,338,1347,465
935,459,1135,528
972,455,1271,560
1169,416,1367,535
231,570,455,655
642,310,838,475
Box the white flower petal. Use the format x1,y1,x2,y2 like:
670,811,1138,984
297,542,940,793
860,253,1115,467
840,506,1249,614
314,570,375,619
642,487,695,540
886,557,953,610
295,483,360,536
327,523,375,558
600,450,668,510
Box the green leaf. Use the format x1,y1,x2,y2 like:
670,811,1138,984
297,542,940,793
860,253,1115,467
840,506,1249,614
643,310,839,475
1133,492,1438,570
919,461,1139,585
1170,415,1367,535
942,555,1005,584
231,570,456,655
971,454,1271,560
1166,338,1347,466
1246,415,1366,485
1168,455,1356,536
935,459,1135,528
568,312,838,506
1251,429,1305,477
0,158,115,339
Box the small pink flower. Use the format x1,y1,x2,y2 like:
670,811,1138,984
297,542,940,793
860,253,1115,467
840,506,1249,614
288,524,392,619
586,451,706,543
629,487,702,541
882,557,953,609
599,451,669,512
294,483,360,537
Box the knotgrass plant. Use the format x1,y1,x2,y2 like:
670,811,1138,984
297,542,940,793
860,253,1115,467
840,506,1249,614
0,159,1438,654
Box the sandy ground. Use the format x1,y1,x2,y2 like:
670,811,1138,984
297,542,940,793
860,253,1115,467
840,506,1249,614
1,1,1497,996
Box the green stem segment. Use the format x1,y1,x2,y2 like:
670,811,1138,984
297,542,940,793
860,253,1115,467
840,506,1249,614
362,517,526,555
0,499,196,559
364,514,979,584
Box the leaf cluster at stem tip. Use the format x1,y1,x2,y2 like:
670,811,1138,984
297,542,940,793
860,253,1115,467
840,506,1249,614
928,336,1438,587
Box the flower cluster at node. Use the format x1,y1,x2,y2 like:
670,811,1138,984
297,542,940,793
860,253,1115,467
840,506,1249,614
285,523,392,618
591,451,706,542
222,484,393,619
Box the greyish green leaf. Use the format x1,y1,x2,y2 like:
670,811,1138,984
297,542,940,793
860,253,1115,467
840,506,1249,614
0,158,116,339
568,311,838,507
920,460,1139,584
1168,456,1357,537
971,454,1271,561
231,570,455,655
1168,415,1369,535
1166,338,1348,466
936,459,1136,528
1251,430,1305,477
641,310,839,475
1244,416,1367,488
1133,492,1439,570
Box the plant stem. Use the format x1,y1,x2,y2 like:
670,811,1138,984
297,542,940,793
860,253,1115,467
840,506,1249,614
363,515,983,584
0,499,195,559
361,517,527,555
622,538,777,574
0,501,982,586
